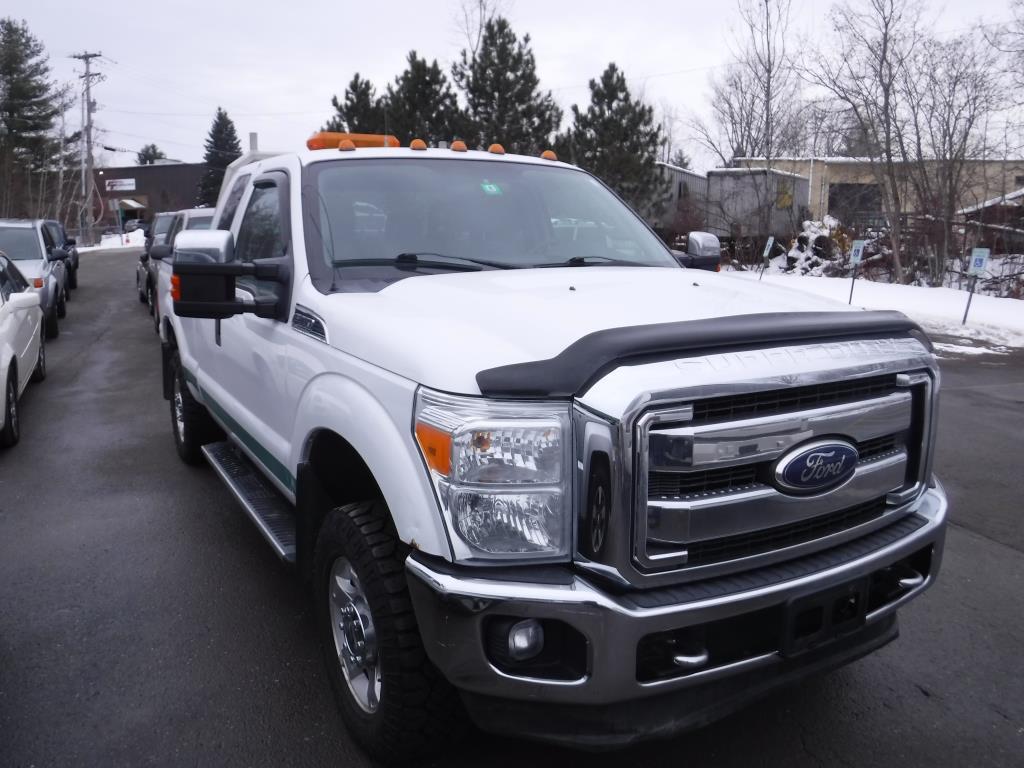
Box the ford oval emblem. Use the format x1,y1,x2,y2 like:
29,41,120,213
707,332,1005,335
773,439,859,494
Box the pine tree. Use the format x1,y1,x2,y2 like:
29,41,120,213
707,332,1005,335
0,18,61,218
324,74,386,134
557,63,668,213
380,51,467,145
451,17,562,153
196,107,242,207
136,143,166,165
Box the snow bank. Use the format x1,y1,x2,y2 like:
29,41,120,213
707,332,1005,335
79,230,146,252
732,271,1024,349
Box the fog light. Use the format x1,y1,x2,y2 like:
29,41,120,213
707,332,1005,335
507,619,544,661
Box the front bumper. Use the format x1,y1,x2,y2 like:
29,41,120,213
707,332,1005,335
406,484,947,744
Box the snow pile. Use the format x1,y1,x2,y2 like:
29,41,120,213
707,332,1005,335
79,230,146,252
732,271,1024,349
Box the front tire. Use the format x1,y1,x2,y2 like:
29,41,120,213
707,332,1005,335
68,267,78,290
56,289,67,319
169,351,220,465
45,307,59,340
314,500,463,764
146,282,154,316
30,332,46,383
1,372,19,448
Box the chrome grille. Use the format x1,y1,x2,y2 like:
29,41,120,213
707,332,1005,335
635,376,931,577
689,374,899,424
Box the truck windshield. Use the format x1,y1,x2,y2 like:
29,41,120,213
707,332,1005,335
0,226,43,261
304,158,677,279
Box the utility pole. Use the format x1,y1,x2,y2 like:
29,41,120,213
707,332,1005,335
71,51,102,245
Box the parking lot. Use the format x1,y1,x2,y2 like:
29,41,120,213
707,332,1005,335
1,247,1022,767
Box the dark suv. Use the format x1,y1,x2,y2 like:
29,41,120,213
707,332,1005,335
42,220,80,290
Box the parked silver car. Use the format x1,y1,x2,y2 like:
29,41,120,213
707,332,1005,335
0,220,70,339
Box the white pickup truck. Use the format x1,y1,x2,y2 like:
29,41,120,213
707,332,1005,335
158,133,947,763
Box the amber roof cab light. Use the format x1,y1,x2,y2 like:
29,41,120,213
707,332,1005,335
306,132,400,150
488,143,506,155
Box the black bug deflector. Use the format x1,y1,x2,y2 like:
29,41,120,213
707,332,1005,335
475,311,931,398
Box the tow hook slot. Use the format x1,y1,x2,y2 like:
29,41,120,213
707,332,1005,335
672,649,710,669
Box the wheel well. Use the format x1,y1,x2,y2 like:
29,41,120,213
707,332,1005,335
296,429,383,579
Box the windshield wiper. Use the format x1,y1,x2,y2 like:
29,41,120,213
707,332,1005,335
533,255,654,268
332,252,518,272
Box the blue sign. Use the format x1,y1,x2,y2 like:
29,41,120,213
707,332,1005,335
774,440,859,494
968,247,990,276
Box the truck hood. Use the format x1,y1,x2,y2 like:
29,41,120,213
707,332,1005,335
320,267,859,395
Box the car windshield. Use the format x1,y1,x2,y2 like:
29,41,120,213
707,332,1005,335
304,158,676,278
0,226,43,260
186,216,213,230
154,216,173,235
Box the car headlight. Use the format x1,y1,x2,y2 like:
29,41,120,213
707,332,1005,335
414,387,572,563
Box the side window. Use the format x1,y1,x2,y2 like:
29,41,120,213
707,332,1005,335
217,173,251,230
0,261,11,301
45,223,62,246
3,258,28,292
234,180,289,300
166,216,184,247
235,185,286,264
40,226,55,251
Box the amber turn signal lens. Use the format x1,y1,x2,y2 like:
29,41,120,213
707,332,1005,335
32,277,43,289
415,422,452,476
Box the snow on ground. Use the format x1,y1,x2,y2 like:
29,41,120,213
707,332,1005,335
79,230,146,252
731,271,1024,351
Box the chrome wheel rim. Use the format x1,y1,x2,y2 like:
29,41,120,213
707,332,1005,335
172,376,185,441
328,557,381,713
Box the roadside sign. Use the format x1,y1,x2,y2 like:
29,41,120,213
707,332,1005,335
850,240,867,265
968,247,990,276
761,236,775,262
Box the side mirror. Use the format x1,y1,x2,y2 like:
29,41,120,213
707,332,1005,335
48,247,69,262
171,230,290,320
139,253,149,263
671,249,694,268
150,244,172,261
9,291,41,312
66,237,77,246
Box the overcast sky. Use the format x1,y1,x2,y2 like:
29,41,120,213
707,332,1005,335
9,0,1016,171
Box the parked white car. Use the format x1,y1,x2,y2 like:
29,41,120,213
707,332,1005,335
0,253,45,448
0,219,70,340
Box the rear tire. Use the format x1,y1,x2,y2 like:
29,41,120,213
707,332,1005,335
68,267,78,290
169,351,220,465
45,307,59,340
56,289,67,318
314,500,463,764
30,332,46,383
146,283,154,316
1,372,19,448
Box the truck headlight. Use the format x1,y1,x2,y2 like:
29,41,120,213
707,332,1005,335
414,388,572,563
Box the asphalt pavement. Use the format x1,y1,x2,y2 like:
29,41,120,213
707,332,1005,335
1,248,1022,767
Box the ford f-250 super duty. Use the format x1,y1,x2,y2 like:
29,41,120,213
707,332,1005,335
159,132,947,763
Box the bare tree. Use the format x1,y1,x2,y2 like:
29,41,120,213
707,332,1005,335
898,31,1003,283
693,0,803,165
986,0,1024,97
454,0,510,58
804,0,924,283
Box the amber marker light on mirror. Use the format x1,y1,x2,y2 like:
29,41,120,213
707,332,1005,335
170,274,181,301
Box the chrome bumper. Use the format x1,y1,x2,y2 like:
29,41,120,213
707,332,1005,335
406,485,947,709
